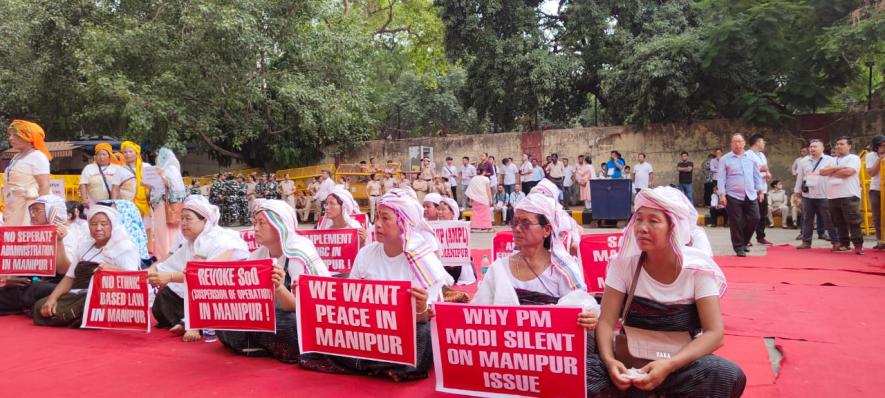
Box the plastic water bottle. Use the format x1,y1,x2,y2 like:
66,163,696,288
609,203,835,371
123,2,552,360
202,329,218,343
480,255,491,275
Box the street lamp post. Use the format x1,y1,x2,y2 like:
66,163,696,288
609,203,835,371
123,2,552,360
866,61,875,111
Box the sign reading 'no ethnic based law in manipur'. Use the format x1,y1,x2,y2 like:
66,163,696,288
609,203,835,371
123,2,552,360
0,225,57,277
296,275,416,366
184,259,277,332
431,303,587,398
81,269,151,332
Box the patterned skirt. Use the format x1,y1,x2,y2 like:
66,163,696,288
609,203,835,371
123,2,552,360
216,308,300,364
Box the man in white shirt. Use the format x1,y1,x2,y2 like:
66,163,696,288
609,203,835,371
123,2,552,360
502,157,518,194
459,156,476,209
820,136,864,254
313,169,336,215
545,153,565,200
794,139,838,249
441,156,459,201
791,147,809,176
632,153,654,193
748,134,774,246
562,158,576,207
519,153,534,193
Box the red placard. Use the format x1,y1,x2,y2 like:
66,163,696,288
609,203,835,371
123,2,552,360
429,220,471,267
491,231,514,261
184,259,276,332
316,213,369,229
298,229,360,274
577,233,623,293
296,275,416,366
239,228,260,252
81,269,150,332
0,225,57,276
431,303,587,398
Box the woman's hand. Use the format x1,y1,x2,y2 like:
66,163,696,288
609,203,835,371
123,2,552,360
95,263,118,272
271,266,286,290
40,298,58,317
605,359,632,391
147,272,172,288
410,287,429,315
633,360,674,391
577,311,598,331
56,224,69,241
358,228,368,246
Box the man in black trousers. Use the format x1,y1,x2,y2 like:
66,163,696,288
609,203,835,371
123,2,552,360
717,133,766,257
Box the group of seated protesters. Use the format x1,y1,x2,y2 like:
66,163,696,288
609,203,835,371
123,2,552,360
0,180,746,397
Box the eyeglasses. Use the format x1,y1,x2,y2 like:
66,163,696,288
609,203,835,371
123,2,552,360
510,220,542,230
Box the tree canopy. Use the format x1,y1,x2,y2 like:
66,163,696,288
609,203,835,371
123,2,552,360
1,0,882,167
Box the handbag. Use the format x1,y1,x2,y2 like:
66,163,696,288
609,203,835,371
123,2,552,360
165,199,183,224
613,257,693,369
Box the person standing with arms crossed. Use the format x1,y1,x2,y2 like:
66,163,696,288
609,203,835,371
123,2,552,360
718,134,765,257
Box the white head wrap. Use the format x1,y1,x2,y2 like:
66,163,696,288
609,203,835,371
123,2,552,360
255,200,330,276
83,205,137,258
156,148,187,195
617,186,726,296
528,178,579,247
423,193,442,205
31,195,67,225
440,197,460,221
514,193,586,290
182,195,248,258
378,189,453,289
319,185,361,229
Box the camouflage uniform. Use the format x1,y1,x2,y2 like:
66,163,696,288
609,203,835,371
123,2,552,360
236,179,251,226
221,176,240,227
209,178,225,207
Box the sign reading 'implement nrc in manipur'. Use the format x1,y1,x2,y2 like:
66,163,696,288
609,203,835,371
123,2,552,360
0,225,57,276
81,269,150,332
429,220,471,267
298,229,360,275
184,259,276,332
431,303,587,398
296,275,416,366
577,232,623,294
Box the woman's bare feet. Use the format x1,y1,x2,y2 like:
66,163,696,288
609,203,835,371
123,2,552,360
182,329,202,342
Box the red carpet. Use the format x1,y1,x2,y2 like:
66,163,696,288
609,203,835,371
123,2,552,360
1,246,882,397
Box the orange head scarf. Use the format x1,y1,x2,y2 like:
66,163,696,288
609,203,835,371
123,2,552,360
94,143,112,162
120,141,151,216
8,120,52,161
111,152,126,166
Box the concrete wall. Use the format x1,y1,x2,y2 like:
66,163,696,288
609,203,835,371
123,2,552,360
327,110,884,205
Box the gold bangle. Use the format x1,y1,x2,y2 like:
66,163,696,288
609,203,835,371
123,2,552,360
416,303,430,315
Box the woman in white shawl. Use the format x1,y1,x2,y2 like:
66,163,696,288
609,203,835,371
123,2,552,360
587,186,744,397
318,184,367,245
34,205,141,327
299,189,453,382
217,200,330,362
147,195,249,342
428,195,475,286
422,192,443,221
149,148,188,261
473,193,598,317
438,197,460,221
531,178,583,255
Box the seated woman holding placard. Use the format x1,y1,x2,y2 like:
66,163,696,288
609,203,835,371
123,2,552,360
34,205,141,327
430,196,476,286
0,195,77,315
147,195,249,342
217,199,330,362
317,185,367,246
588,186,745,397
299,188,453,381
472,193,599,317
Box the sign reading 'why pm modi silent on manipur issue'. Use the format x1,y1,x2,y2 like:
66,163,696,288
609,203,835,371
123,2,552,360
0,225,57,276
184,259,276,332
431,303,587,398
296,275,416,366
